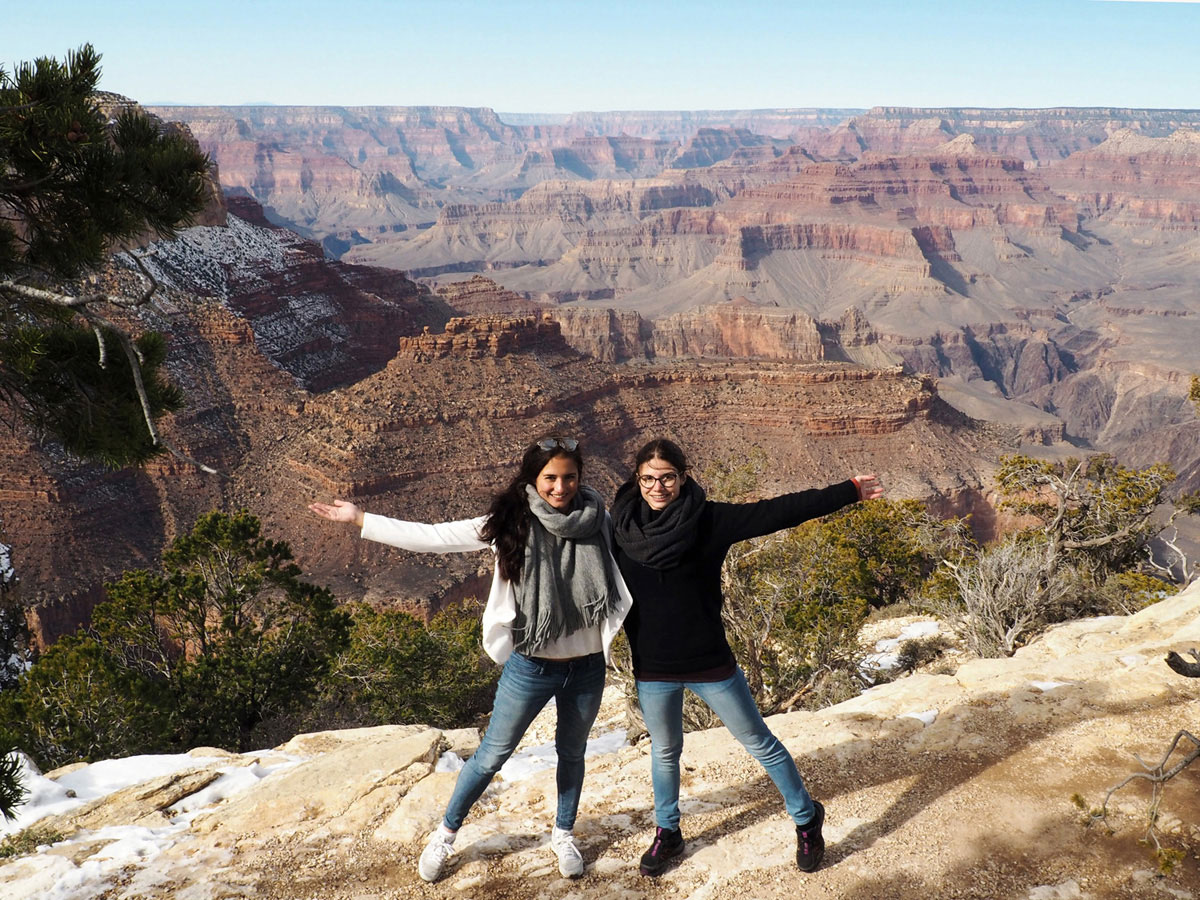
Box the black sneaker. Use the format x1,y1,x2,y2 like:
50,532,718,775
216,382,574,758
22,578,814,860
639,826,684,876
795,800,825,872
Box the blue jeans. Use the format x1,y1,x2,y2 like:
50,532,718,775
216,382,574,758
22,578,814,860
637,668,815,830
443,651,605,831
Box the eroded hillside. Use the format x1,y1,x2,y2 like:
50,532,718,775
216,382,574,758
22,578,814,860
1,204,1004,646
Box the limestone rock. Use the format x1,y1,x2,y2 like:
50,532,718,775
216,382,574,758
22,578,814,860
6,583,1200,899
190,725,441,839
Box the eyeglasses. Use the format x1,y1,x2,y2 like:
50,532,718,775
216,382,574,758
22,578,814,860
638,472,679,489
537,436,579,452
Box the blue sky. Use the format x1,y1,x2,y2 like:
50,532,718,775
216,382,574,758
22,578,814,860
6,0,1199,111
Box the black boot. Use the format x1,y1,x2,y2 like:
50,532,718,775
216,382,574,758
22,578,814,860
639,826,684,876
796,800,825,872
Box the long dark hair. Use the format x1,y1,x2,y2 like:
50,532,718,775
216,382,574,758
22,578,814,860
629,437,688,483
481,437,584,583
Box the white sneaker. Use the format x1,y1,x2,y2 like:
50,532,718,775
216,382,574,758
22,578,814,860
418,828,455,882
551,826,584,878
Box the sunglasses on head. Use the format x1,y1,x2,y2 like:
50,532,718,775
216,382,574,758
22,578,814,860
537,436,579,452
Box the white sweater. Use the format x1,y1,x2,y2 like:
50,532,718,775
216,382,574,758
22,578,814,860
360,512,633,665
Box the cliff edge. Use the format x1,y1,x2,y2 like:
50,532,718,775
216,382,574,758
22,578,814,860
4,583,1199,899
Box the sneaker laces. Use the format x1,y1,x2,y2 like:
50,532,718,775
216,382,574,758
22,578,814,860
551,828,584,875
419,832,455,880
552,830,581,852
427,835,454,862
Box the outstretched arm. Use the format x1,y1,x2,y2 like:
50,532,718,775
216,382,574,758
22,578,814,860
714,474,884,545
309,499,364,528
310,499,490,553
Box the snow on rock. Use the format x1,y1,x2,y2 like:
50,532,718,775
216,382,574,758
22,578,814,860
128,215,296,300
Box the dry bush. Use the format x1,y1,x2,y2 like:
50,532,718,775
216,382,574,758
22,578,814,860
933,536,1072,657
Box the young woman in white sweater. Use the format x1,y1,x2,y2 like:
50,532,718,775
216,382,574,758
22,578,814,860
310,436,631,883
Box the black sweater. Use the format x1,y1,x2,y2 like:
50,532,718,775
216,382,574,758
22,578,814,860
614,479,860,678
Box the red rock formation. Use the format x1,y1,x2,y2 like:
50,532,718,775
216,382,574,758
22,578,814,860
725,222,931,270
3,246,1003,646
1045,129,1200,227
431,275,543,317
147,103,1200,259
514,109,861,142
670,127,784,169
549,306,651,362
552,135,678,177
841,107,1200,164
650,302,824,359
396,315,566,361
150,196,446,391
1,288,305,646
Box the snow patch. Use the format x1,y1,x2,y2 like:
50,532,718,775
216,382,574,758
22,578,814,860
861,619,943,675
0,542,13,585
127,215,297,300
1030,681,1072,692
900,709,939,726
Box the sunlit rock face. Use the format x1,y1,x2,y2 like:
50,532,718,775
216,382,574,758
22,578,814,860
5,583,1199,900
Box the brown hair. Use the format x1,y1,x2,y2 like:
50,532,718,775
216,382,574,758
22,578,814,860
630,437,688,481
480,437,584,583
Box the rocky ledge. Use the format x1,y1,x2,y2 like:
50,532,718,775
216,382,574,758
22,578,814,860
4,583,1199,899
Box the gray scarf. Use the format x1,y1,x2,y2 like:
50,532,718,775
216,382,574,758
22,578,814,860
508,487,619,657
513,484,619,655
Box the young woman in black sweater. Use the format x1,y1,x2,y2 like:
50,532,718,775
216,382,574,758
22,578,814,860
610,438,881,876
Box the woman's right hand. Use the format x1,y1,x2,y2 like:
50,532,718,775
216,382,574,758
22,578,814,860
309,499,364,528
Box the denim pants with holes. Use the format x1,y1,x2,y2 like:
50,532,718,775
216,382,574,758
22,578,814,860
636,667,815,830
443,650,605,831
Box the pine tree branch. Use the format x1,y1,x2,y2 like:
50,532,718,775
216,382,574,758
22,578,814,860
77,305,222,477
0,171,58,196
0,279,100,307
91,323,108,368
0,257,158,311
124,248,160,306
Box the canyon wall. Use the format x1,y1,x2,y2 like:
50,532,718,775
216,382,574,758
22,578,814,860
146,104,1200,258
1,211,1004,647
11,103,1200,646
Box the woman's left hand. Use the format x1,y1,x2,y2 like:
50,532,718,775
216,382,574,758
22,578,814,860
851,474,883,501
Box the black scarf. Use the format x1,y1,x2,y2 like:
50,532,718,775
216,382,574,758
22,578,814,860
610,477,707,570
